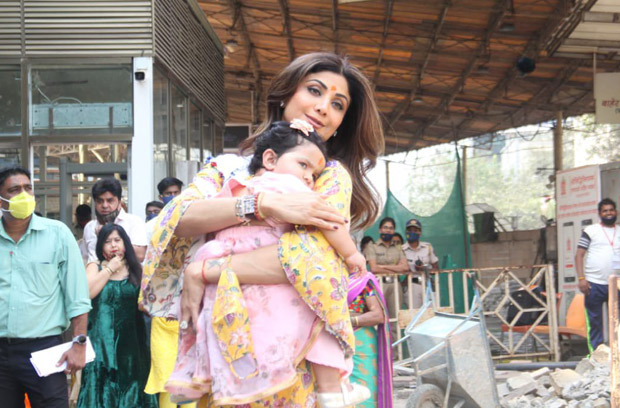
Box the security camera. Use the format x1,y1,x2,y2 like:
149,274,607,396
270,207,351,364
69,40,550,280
134,71,146,81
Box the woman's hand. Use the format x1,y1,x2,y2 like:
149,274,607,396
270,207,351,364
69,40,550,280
345,251,367,279
107,254,123,274
260,192,347,230
180,261,207,330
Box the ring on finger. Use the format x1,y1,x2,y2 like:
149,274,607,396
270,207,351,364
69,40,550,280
179,320,189,330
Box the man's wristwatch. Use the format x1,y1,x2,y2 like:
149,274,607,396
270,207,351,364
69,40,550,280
72,334,87,345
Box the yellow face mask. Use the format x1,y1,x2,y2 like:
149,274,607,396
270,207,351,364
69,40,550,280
1,191,36,219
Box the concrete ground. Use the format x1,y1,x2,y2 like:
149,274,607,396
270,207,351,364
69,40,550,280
392,375,416,408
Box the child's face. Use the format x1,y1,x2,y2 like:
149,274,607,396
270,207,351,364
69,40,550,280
267,142,326,189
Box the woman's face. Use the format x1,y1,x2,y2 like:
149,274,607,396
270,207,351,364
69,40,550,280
103,230,125,260
282,71,350,142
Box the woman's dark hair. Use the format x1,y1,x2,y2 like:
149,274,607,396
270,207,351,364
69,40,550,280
248,121,327,174
240,52,384,229
95,224,142,287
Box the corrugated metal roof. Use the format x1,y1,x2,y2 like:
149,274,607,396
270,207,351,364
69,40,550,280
196,0,620,153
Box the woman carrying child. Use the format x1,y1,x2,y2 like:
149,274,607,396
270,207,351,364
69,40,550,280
140,52,384,407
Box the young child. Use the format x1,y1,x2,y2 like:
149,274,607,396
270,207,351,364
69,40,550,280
165,120,370,407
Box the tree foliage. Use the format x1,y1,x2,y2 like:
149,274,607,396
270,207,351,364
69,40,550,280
387,114,620,231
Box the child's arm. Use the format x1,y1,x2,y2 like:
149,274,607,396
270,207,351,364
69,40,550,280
322,227,366,276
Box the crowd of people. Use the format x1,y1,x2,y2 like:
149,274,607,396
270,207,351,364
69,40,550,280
0,51,452,408
0,52,406,408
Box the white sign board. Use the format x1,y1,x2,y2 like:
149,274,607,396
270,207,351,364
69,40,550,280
556,165,600,324
594,72,620,124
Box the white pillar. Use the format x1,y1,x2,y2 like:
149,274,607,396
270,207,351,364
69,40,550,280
129,57,154,215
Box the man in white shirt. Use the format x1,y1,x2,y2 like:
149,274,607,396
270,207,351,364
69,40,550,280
402,218,439,308
575,198,620,351
83,178,147,263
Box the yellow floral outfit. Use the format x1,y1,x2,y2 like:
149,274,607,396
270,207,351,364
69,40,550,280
139,155,355,406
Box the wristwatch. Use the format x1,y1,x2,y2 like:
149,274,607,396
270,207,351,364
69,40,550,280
72,334,87,345
235,195,256,224
240,195,256,218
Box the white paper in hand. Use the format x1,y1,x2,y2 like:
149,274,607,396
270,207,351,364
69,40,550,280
30,338,96,377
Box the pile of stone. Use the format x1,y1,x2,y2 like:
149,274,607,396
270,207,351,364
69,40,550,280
498,345,611,408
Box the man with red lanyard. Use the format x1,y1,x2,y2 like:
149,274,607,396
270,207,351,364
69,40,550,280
575,198,620,351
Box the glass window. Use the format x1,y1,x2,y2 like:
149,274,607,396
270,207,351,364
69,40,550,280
33,144,128,221
171,86,188,167
224,124,250,151
153,69,169,185
0,67,22,136
189,102,201,162
30,65,133,136
0,148,20,167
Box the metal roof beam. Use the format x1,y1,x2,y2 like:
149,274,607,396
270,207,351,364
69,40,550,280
226,0,263,124
388,0,451,126
331,0,338,54
372,0,395,85
429,0,597,148
563,38,620,49
545,0,599,56
277,0,295,60
413,0,512,141
583,11,620,23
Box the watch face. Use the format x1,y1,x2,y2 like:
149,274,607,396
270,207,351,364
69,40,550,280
74,335,87,344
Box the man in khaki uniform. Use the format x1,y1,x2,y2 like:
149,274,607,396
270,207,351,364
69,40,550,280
402,218,439,308
364,217,409,342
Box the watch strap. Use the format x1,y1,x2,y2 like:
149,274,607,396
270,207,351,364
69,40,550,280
72,334,87,345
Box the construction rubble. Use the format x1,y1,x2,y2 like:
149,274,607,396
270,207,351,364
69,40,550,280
498,345,611,408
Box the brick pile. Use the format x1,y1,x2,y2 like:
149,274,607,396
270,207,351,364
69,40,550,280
498,345,611,408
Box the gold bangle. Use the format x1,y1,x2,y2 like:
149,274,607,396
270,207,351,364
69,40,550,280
255,192,265,221
578,276,586,281
256,192,266,220
353,316,359,327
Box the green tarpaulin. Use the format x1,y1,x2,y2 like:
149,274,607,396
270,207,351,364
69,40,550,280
365,153,472,313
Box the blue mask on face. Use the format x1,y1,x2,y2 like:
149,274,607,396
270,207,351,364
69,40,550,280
380,233,394,242
406,232,420,243
161,195,174,205
146,213,157,221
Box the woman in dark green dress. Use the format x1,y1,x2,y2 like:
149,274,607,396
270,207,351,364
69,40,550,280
78,224,157,408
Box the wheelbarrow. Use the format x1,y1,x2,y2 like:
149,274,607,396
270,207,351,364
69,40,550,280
394,270,499,408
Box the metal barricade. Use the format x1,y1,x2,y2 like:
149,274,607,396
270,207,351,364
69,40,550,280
378,264,560,363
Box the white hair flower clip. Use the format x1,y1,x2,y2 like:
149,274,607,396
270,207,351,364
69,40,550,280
290,119,315,136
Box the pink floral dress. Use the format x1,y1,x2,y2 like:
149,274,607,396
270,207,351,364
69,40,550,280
166,172,351,405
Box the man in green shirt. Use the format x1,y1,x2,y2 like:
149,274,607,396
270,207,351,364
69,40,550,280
0,166,91,408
